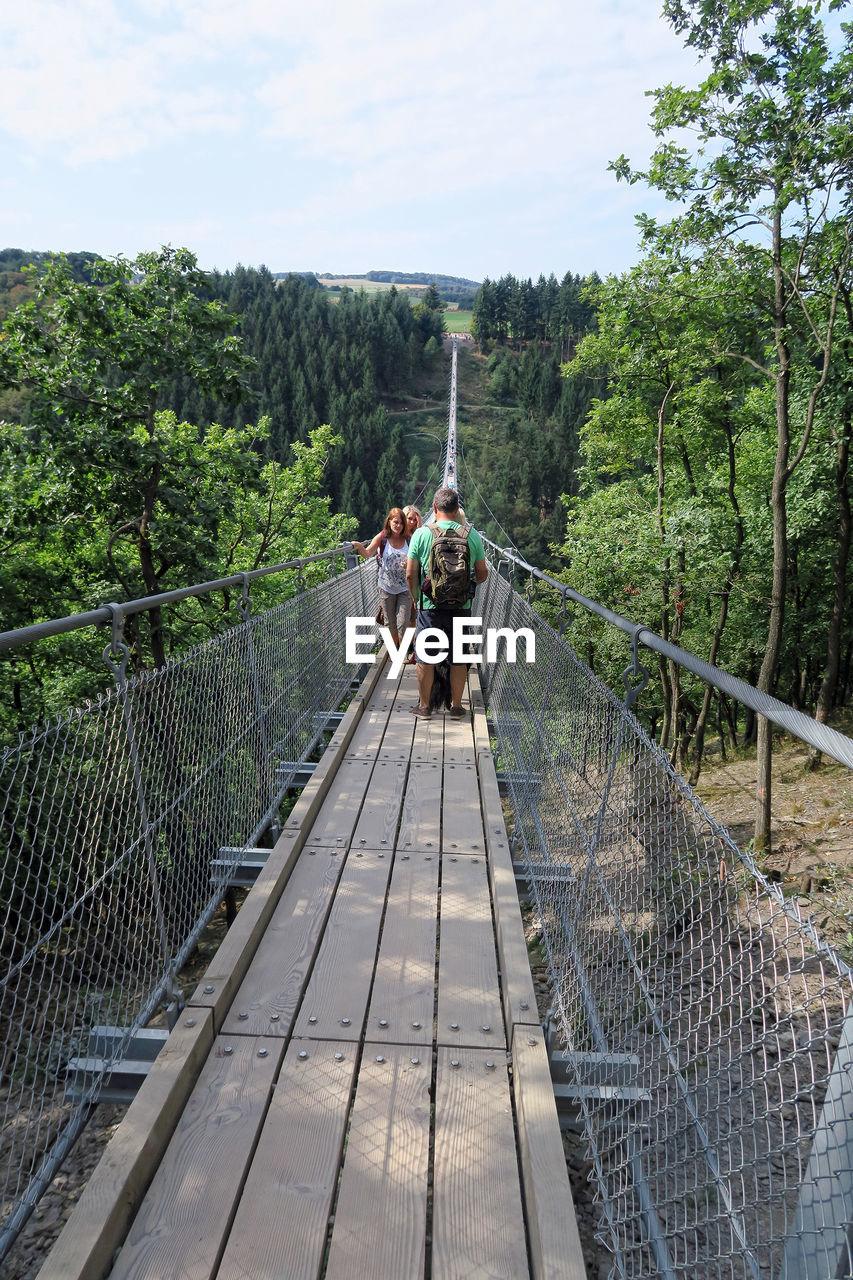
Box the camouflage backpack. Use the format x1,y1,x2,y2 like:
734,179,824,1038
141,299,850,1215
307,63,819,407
425,522,472,608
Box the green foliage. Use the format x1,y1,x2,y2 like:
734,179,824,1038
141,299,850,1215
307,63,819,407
0,249,357,738
163,268,442,534
472,271,598,354
0,409,353,740
556,0,853,778
456,341,600,566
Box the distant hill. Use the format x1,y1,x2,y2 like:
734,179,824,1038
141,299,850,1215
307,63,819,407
277,269,480,307
362,270,481,290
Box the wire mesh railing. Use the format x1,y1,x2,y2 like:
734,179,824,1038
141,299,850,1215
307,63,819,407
476,551,853,1280
0,547,377,1264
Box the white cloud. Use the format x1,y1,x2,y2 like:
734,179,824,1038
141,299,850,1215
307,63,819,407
0,1,241,160
0,0,696,166
0,0,706,272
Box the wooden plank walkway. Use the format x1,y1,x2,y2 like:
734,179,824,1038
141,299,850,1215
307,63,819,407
40,659,586,1280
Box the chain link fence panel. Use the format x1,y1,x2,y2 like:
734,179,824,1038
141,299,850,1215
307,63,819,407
0,553,377,1263
477,562,853,1280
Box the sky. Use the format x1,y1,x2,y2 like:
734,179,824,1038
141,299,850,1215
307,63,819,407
0,0,705,283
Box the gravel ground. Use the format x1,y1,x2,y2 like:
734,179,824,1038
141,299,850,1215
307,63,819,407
2,897,238,1280
5,1104,127,1280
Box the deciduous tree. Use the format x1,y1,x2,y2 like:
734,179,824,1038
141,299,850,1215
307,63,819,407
611,0,853,846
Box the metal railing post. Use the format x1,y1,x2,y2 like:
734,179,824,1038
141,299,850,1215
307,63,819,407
101,605,180,1010
239,576,280,843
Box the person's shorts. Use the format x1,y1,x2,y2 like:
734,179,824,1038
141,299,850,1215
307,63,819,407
414,607,473,666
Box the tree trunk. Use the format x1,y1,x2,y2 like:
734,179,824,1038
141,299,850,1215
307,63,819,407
690,415,743,786
656,384,675,751
807,404,852,768
658,658,673,750
137,397,166,670
754,208,791,853
689,596,727,786
138,458,166,669
716,698,728,761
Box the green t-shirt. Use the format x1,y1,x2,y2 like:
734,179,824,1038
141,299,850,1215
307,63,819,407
407,520,485,611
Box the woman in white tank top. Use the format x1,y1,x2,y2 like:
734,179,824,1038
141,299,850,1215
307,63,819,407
353,507,410,644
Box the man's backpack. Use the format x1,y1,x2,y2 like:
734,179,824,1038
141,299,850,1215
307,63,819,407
425,522,472,608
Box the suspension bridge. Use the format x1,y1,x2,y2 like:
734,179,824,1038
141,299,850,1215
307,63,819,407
2,338,853,1279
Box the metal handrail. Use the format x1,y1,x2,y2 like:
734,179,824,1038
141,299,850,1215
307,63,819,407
0,546,356,655
481,536,853,770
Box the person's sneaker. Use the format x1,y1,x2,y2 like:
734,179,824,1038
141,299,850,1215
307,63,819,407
412,704,432,719
448,705,466,719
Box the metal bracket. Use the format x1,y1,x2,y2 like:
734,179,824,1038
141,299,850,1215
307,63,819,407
622,625,650,710
65,1026,170,1105
211,846,272,888
497,769,542,799
239,573,252,622
557,589,574,637
101,602,130,677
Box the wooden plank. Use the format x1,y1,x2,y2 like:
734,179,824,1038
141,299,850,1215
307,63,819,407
350,757,409,849
282,647,386,830
220,849,344,1036
432,1047,529,1280
109,1034,283,1280
468,670,492,758
397,762,442,853
443,711,476,764
216,1038,358,1280
343,694,395,758
437,856,505,1050
367,852,439,1045
512,1028,587,1280
478,749,540,1031
304,758,374,849
409,714,444,763
377,700,416,760
325,1043,432,1280
37,1013,214,1280
186,838,304,1027
441,759,485,852
293,849,392,1040
390,666,418,718
397,664,419,696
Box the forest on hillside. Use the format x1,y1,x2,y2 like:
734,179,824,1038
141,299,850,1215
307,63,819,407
1,0,851,846
0,251,598,736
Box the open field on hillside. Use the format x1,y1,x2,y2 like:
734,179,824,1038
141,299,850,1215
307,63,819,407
444,309,473,332
319,276,426,294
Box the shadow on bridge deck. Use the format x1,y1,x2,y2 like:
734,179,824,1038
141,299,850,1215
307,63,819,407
39,657,585,1280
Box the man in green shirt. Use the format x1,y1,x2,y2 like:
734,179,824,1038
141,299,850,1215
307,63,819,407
405,487,488,719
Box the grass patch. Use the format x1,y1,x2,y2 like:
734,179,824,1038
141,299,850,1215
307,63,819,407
444,309,473,333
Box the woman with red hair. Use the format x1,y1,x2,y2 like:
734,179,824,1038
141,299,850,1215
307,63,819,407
353,508,411,645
